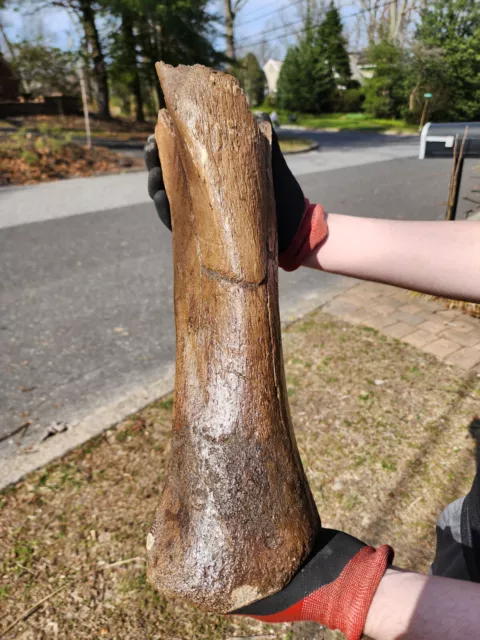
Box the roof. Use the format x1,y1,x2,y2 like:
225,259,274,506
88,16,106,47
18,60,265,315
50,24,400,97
263,59,283,71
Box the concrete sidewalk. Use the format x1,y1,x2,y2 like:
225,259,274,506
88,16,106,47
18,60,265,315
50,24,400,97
0,170,149,229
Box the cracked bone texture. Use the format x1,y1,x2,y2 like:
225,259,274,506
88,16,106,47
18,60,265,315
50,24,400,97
146,63,320,614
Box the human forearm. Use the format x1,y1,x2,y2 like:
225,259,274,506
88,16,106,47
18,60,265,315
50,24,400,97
365,567,480,640
304,214,480,303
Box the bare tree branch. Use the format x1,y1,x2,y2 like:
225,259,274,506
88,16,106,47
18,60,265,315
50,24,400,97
233,0,249,14
0,20,16,59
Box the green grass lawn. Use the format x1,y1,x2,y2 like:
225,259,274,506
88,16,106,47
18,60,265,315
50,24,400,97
255,109,418,134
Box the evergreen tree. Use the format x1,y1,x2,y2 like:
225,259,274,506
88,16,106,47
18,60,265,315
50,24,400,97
277,12,336,113
107,0,145,121
363,40,409,118
234,52,265,106
28,0,222,116
135,0,224,109
416,0,480,120
317,2,351,85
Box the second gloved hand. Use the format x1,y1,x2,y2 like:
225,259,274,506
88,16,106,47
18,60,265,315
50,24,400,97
144,115,328,271
234,528,393,640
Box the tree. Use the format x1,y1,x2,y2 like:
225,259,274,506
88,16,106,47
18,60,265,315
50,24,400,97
317,2,351,85
234,52,265,106
223,0,248,61
0,1,16,60
28,0,110,118
277,12,336,114
388,0,415,44
18,0,223,119
9,41,79,97
77,0,110,118
120,8,144,122
249,33,281,68
106,0,145,121
353,0,418,45
363,40,409,118
406,43,449,122
134,0,224,109
416,0,480,120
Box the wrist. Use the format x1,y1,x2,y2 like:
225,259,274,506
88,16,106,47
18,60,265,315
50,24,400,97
279,200,328,272
364,567,423,640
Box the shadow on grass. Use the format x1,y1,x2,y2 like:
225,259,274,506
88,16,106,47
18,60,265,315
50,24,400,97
364,372,479,568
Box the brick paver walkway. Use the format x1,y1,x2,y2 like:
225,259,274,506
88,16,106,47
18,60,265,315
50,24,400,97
322,282,480,371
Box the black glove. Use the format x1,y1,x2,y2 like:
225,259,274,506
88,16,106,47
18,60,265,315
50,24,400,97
144,134,172,232
144,114,306,254
235,528,393,640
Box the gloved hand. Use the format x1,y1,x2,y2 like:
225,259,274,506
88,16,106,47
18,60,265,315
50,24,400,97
144,115,328,271
234,528,393,640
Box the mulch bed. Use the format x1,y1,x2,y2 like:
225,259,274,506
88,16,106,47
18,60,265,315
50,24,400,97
1,142,143,187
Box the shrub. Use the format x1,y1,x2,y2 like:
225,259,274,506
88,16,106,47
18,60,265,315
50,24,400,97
263,93,277,108
335,88,365,113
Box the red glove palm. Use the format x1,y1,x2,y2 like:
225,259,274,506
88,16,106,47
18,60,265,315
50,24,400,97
233,529,393,640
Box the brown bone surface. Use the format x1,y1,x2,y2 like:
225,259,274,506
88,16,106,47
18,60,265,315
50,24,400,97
146,62,320,614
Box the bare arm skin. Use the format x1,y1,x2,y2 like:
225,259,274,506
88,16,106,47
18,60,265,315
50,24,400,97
304,215,480,304
364,568,480,640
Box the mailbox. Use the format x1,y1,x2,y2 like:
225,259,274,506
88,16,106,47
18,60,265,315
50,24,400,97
419,122,480,159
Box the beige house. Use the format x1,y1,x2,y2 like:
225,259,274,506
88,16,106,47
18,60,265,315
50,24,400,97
349,52,375,85
263,59,283,95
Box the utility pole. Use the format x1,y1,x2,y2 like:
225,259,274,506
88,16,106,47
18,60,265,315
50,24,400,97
78,63,92,150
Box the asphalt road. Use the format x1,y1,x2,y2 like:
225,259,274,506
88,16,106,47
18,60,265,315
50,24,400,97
1,131,477,484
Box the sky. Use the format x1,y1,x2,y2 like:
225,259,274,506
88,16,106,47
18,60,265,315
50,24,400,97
2,3,79,49
1,0,363,63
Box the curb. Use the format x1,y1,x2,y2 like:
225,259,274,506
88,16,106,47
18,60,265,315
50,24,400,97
72,137,146,149
0,166,145,194
281,140,319,155
0,366,175,489
278,124,418,137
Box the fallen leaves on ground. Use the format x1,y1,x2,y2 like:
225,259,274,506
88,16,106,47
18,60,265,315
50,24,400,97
411,292,480,319
1,137,142,186
8,114,155,136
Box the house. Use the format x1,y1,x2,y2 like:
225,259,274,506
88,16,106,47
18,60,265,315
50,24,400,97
263,59,282,95
0,55,20,101
349,51,375,86
263,52,375,96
